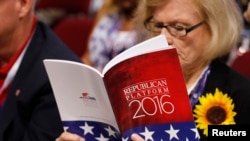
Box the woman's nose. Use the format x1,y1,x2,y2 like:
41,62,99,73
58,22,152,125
161,28,173,45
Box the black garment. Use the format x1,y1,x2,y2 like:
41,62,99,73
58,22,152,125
0,21,82,141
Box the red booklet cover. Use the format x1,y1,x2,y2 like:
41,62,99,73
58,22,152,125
44,35,200,141
104,48,199,140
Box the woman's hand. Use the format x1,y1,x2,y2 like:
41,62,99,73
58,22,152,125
55,132,85,141
55,132,144,141
131,133,144,141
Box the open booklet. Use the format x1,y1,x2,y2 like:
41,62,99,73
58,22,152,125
43,35,200,141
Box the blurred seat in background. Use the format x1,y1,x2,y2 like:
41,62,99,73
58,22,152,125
53,16,94,58
35,0,91,27
231,51,250,78
36,0,91,14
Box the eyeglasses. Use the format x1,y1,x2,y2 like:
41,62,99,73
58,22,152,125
144,17,205,37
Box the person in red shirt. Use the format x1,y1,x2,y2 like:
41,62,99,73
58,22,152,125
0,0,82,140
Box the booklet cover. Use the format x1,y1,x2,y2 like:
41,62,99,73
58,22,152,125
44,35,200,141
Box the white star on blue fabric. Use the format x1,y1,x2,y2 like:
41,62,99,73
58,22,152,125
95,133,109,141
122,137,129,141
80,122,94,135
139,127,154,141
63,126,69,131
191,128,200,139
104,126,116,137
165,124,180,140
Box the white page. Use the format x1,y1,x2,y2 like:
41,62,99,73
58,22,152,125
43,60,119,130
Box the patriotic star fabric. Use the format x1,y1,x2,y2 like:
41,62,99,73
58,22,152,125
63,121,121,141
63,120,200,141
123,122,200,141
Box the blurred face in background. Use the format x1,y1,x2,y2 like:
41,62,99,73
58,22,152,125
114,0,138,17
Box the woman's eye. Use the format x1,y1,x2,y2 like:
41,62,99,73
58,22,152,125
173,25,185,31
155,22,165,29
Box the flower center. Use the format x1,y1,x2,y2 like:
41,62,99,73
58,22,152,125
206,106,226,124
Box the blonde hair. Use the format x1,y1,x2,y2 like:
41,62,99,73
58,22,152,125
135,0,243,61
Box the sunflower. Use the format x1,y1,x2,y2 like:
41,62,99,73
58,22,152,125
193,88,237,136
